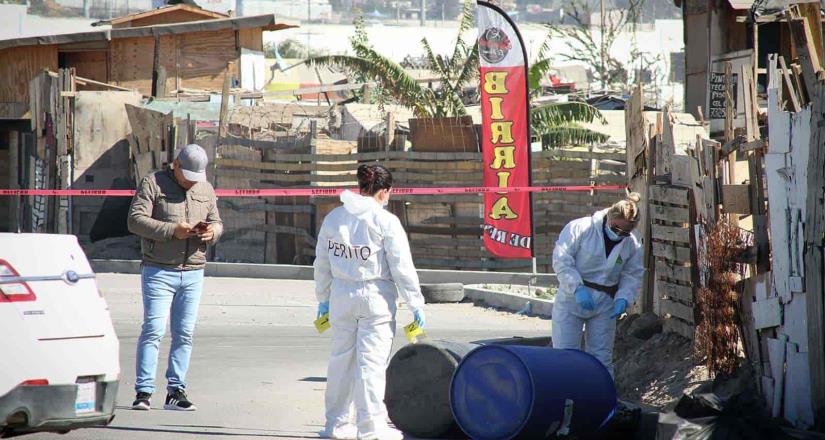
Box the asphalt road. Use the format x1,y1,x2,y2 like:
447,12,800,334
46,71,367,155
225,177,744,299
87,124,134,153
27,274,550,440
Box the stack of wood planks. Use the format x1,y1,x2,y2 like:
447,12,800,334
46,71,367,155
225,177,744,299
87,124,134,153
649,185,695,339
211,147,627,272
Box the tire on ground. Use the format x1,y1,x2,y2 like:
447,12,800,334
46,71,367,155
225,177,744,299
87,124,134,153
421,283,465,303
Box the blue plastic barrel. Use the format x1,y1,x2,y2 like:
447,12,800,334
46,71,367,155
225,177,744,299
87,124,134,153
450,345,617,440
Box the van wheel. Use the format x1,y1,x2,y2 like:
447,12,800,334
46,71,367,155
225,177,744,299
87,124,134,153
421,283,464,303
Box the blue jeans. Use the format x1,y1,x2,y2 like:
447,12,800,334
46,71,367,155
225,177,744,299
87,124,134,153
135,265,204,394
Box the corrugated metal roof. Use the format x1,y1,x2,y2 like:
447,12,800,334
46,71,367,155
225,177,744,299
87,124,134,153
0,14,297,50
101,4,229,26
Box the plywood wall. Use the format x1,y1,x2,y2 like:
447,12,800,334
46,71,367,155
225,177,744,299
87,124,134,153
0,45,58,109
177,29,239,91
110,29,240,95
684,0,709,121
239,28,263,51
110,35,177,95
756,59,816,429
63,51,108,86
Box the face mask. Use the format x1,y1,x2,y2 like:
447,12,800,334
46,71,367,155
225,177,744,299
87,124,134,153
380,189,390,207
605,223,624,242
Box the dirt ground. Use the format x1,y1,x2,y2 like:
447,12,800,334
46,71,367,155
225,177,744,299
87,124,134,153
613,314,710,410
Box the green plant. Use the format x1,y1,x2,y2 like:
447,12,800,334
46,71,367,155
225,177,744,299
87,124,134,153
308,0,608,147
532,101,609,148
527,25,609,148
534,287,557,300
545,0,662,93
307,0,477,117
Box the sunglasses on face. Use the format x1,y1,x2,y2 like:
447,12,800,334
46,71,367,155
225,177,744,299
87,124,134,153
610,224,633,237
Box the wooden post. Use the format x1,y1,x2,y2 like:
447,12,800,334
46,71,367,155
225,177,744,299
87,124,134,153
789,18,821,102
385,112,395,152
307,119,319,263
804,80,825,431
209,63,232,261
314,67,331,106
779,56,802,113
54,68,74,235
151,34,163,98
723,63,735,195
218,63,232,141
362,83,371,103
8,130,19,232
645,133,657,314
749,150,769,273
624,85,654,313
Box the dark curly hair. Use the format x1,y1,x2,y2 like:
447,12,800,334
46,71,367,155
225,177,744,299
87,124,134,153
357,164,393,196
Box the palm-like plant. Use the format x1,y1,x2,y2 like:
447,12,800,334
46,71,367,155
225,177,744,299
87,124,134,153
307,1,477,118
307,1,609,147
527,25,610,148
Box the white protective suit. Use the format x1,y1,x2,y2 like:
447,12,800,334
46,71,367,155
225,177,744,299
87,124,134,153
551,209,644,376
314,190,425,439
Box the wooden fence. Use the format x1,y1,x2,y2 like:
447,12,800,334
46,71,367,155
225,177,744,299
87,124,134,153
649,184,695,339
211,147,627,272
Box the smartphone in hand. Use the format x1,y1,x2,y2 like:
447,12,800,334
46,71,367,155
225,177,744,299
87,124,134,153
191,221,209,233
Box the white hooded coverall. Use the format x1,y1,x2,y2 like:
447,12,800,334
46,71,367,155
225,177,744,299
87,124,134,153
314,190,425,438
551,209,643,376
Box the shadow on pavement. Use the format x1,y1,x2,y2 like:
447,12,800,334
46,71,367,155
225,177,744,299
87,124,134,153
98,425,320,439
299,377,327,383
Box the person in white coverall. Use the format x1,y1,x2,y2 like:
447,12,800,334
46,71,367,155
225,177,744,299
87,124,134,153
314,164,426,440
551,192,644,376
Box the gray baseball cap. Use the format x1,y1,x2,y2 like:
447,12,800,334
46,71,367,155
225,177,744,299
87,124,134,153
176,144,208,182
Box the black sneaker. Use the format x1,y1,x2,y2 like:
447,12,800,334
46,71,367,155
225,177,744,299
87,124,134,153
131,392,151,410
163,388,197,411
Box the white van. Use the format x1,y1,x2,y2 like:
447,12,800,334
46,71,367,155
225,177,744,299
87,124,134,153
0,233,119,437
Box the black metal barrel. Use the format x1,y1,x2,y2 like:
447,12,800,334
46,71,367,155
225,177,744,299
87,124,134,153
385,340,477,438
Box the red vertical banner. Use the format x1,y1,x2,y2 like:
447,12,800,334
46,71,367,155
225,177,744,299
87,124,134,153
477,1,534,259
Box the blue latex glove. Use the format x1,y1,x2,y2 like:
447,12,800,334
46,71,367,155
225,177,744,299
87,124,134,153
317,301,329,319
413,309,426,328
610,298,628,319
574,286,595,311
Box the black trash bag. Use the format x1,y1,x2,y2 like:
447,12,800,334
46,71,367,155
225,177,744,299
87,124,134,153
658,367,787,440
567,400,657,440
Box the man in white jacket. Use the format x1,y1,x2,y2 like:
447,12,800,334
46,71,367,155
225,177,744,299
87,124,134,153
551,193,644,376
314,164,425,440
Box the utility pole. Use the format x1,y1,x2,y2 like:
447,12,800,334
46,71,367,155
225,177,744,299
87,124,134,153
599,0,606,91
420,0,425,26
306,0,312,57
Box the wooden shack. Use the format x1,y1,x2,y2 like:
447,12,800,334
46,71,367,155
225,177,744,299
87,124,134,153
0,7,295,235
0,6,295,120
678,0,820,130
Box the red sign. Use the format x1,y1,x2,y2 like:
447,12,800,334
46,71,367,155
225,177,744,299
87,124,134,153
478,1,533,259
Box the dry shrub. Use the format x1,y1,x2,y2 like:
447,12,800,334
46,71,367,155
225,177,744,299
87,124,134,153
695,218,749,377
